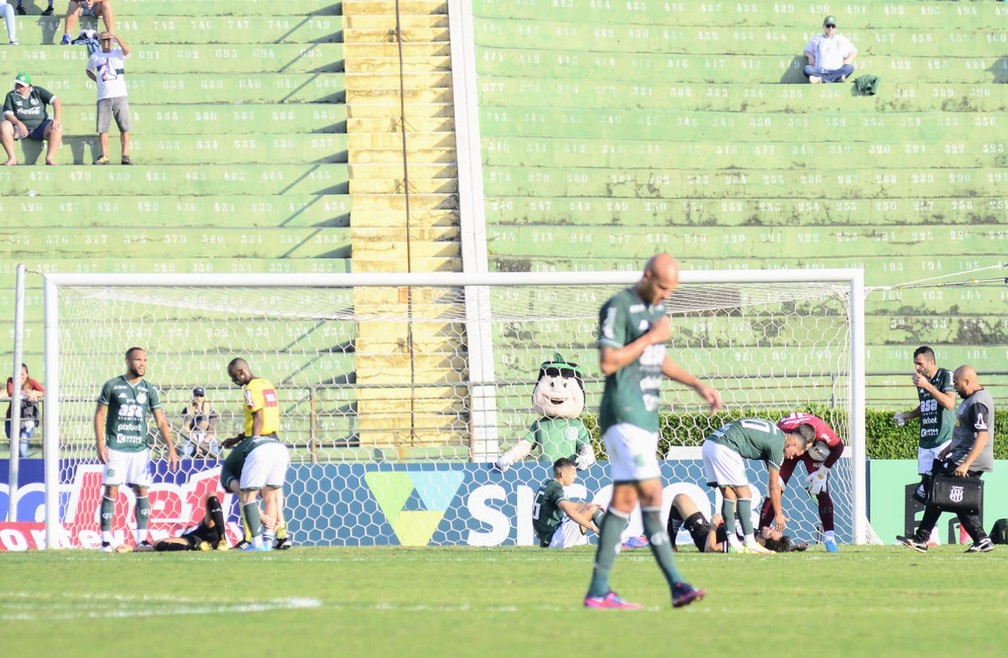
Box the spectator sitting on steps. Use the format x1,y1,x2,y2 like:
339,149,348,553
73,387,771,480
803,15,857,84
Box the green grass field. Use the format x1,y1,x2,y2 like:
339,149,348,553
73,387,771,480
3,545,1006,657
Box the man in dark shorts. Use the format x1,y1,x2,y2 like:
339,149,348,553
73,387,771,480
2,72,63,165
115,495,229,552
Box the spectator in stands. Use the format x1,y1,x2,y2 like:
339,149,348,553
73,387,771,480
3,363,44,459
16,1,55,17
1,0,17,44
802,15,857,84
178,386,220,458
86,30,132,165
1,72,63,166
60,0,113,45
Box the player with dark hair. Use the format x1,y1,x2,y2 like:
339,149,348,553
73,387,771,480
532,458,603,548
758,412,844,552
116,494,229,552
223,357,290,552
702,418,813,553
94,347,178,552
893,345,955,547
667,493,808,553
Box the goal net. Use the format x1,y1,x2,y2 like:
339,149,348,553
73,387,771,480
36,270,872,548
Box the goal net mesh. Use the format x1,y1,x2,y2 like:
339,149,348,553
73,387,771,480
48,275,873,547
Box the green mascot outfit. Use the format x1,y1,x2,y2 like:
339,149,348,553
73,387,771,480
494,353,597,471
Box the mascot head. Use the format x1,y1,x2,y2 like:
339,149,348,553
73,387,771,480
532,353,585,419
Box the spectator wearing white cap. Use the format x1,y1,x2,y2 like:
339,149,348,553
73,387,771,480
803,15,857,84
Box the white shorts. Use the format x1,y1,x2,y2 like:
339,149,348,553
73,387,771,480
103,448,152,488
240,442,290,490
602,423,661,482
701,439,748,487
918,441,951,475
548,517,591,549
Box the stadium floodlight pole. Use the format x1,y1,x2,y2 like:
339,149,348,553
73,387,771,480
8,264,27,522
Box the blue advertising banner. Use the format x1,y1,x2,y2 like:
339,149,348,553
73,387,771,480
3,457,862,548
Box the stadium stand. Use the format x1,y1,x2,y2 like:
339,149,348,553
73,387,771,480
472,0,1008,384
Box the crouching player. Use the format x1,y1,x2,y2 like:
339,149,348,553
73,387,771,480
116,494,228,552
758,412,844,552
532,458,604,548
667,493,808,553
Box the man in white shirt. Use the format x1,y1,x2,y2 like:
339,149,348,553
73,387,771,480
86,30,132,164
803,15,857,84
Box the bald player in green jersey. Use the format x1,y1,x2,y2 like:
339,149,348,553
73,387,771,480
584,253,723,611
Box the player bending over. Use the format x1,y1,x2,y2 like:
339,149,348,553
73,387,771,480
757,412,844,552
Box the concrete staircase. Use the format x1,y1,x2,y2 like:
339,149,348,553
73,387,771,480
342,0,467,452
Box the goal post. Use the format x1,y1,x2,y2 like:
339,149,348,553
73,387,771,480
36,268,869,548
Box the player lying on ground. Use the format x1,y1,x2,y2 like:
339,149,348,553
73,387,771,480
667,493,808,553
116,494,228,552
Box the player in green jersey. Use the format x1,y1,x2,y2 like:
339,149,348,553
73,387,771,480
893,346,956,546
94,347,178,552
702,418,813,553
585,254,723,611
532,458,603,548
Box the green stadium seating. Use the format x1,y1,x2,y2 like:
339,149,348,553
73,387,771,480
473,0,1008,407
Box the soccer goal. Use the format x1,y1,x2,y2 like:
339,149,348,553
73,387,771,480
32,269,871,548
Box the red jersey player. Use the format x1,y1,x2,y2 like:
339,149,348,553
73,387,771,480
757,412,844,552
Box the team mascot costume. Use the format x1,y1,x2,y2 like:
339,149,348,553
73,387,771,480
494,353,597,471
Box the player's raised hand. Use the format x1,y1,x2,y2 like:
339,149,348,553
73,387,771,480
649,315,672,345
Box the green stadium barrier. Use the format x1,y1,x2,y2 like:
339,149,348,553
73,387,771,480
483,226,1005,260
474,18,998,57
473,0,1006,29
0,164,349,195
55,134,348,166
113,0,341,15
11,15,342,45
7,44,344,74
475,50,1003,85
0,194,351,227
15,73,345,105
2,228,351,259
484,195,1003,227
482,166,1008,199
478,107,1007,141
478,80,1008,114
481,135,1008,170
58,104,347,135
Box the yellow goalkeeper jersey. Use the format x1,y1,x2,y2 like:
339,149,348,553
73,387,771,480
242,377,280,436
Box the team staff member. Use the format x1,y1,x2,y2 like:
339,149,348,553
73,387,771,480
898,365,995,554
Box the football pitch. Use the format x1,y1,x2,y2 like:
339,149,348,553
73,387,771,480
3,545,1006,657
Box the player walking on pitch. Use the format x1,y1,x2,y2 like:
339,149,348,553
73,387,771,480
94,347,178,552
584,253,723,610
